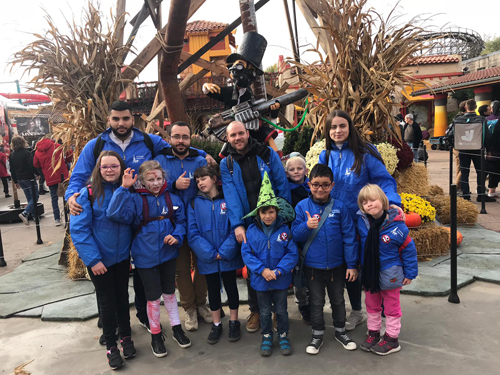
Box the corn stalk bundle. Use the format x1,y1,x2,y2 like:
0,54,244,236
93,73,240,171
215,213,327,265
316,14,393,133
289,0,435,144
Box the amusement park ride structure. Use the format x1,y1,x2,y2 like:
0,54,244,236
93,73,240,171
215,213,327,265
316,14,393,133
417,27,484,61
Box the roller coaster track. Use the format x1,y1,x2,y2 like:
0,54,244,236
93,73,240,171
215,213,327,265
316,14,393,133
416,28,484,60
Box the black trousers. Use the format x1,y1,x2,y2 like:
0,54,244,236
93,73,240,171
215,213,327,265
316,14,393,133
133,267,149,323
459,150,484,199
247,272,259,313
305,265,347,332
205,271,239,311
1,176,8,194
88,259,131,350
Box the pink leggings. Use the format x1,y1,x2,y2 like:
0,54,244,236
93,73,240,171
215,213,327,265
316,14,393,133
147,293,181,335
364,288,402,338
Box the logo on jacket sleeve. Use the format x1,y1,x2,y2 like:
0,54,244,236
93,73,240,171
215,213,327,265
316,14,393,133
161,206,169,215
220,202,227,215
381,235,391,244
276,232,288,242
391,227,404,238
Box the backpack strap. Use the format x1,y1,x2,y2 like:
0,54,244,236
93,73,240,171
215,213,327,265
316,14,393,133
141,131,155,157
93,135,104,162
227,154,234,175
398,234,412,259
133,192,175,238
300,199,335,260
325,149,331,167
86,185,94,215
163,190,174,227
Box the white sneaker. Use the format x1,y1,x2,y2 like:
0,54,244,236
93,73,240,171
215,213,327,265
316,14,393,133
488,192,499,198
55,219,62,227
18,212,30,226
197,304,213,323
185,308,198,331
345,310,366,331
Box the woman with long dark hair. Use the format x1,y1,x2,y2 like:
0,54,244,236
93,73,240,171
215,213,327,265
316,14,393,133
319,110,401,331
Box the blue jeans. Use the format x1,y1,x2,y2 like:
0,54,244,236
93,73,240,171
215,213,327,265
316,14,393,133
256,289,289,335
48,184,60,221
18,179,38,217
407,142,418,162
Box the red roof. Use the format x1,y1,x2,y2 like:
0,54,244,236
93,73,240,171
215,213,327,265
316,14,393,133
407,54,460,66
186,21,228,34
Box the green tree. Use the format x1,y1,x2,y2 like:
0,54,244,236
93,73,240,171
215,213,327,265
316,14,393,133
481,36,500,55
265,63,278,73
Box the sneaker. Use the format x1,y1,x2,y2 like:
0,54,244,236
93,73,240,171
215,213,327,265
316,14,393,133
107,346,124,370
185,308,198,331
228,320,241,342
55,219,62,227
172,324,191,348
370,333,401,356
488,192,499,198
298,305,311,325
272,312,277,332
335,330,357,350
306,335,323,355
197,304,213,323
246,312,260,333
207,323,223,345
477,195,496,202
18,212,30,226
279,332,293,356
99,333,106,346
151,332,168,358
260,333,273,357
360,330,380,352
120,336,136,359
345,310,365,331
5,194,11,198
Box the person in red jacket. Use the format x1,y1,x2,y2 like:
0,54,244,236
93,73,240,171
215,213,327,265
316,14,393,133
0,146,11,198
33,137,72,226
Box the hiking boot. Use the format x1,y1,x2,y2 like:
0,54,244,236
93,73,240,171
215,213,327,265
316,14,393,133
279,332,293,356
246,312,260,333
477,195,496,202
151,332,168,358
18,212,30,226
260,333,273,357
306,335,323,355
207,323,223,345
371,333,401,356
172,324,191,348
360,330,380,352
335,330,357,350
185,308,198,331
198,304,213,323
228,320,241,342
120,336,136,359
272,312,277,332
345,310,365,331
107,346,124,370
299,305,311,325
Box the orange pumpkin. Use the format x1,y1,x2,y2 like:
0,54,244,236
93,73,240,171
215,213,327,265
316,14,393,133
444,227,463,246
405,212,422,228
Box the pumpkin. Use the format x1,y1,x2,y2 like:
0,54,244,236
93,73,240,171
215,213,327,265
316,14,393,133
444,227,463,246
405,212,422,228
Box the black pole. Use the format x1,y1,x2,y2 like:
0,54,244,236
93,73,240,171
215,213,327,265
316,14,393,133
122,4,149,63
449,146,453,196
30,179,43,245
448,184,460,304
0,229,6,267
423,143,427,168
61,173,69,227
292,0,300,60
480,148,487,214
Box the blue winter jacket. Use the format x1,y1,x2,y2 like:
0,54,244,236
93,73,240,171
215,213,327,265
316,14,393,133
154,148,207,210
357,208,418,280
187,190,243,275
221,147,291,230
65,128,207,200
319,143,401,219
241,218,298,292
292,196,358,269
106,184,186,269
70,182,132,268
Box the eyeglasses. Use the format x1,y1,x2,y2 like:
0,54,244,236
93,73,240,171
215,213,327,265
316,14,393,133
171,135,190,141
100,164,120,171
310,183,332,190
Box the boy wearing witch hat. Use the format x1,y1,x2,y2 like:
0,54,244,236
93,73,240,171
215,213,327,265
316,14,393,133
241,172,298,357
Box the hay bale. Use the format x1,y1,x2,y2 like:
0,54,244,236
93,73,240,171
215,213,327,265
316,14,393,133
67,236,88,280
429,184,444,197
394,163,430,196
427,196,479,224
410,225,450,260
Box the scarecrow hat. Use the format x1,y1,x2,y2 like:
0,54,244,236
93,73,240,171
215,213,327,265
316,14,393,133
242,171,295,222
227,31,267,76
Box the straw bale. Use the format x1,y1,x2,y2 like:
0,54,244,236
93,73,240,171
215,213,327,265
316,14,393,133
67,237,88,280
427,196,479,224
394,163,430,196
428,184,444,197
410,225,450,260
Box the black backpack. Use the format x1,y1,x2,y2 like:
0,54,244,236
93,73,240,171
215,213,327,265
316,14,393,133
93,131,155,161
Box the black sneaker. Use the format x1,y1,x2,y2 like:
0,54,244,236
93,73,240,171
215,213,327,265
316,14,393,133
120,336,136,359
360,330,380,352
207,323,223,345
99,333,106,346
151,332,168,358
5,194,11,198
228,320,241,342
335,330,357,350
477,195,496,202
306,335,323,355
299,305,311,325
371,333,401,355
18,212,30,226
107,346,124,370
172,324,191,348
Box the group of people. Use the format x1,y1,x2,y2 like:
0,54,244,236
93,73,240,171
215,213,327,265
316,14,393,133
67,101,418,370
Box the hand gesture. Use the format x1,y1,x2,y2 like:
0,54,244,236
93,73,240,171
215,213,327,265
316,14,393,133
305,211,319,229
164,235,178,246
235,226,247,244
216,253,222,260
203,83,221,94
261,268,276,281
402,278,412,286
122,168,137,189
391,204,405,221
346,268,358,282
91,261,107,276
176,171,190,190
68,193,83,216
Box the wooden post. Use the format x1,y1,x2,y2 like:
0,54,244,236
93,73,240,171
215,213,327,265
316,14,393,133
116,0,126,47
156,1,165,127
283,0,299,61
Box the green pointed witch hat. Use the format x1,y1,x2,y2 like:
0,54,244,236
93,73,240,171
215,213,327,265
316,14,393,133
242,171,295,222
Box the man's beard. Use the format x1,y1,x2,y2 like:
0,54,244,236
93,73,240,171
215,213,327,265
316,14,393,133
172,144,189,155
112,127,132,139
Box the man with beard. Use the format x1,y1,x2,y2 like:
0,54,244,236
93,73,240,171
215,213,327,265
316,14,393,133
154,121,212,331
220,121,291,333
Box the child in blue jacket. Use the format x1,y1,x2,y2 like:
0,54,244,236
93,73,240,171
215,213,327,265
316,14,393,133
106,160,190,358
188,165,243,345
241,172,298,357
291,163,358,355
70,151,135,370
357,184,418,356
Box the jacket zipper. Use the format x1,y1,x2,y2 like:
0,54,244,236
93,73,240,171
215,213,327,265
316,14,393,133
267,237,271,290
